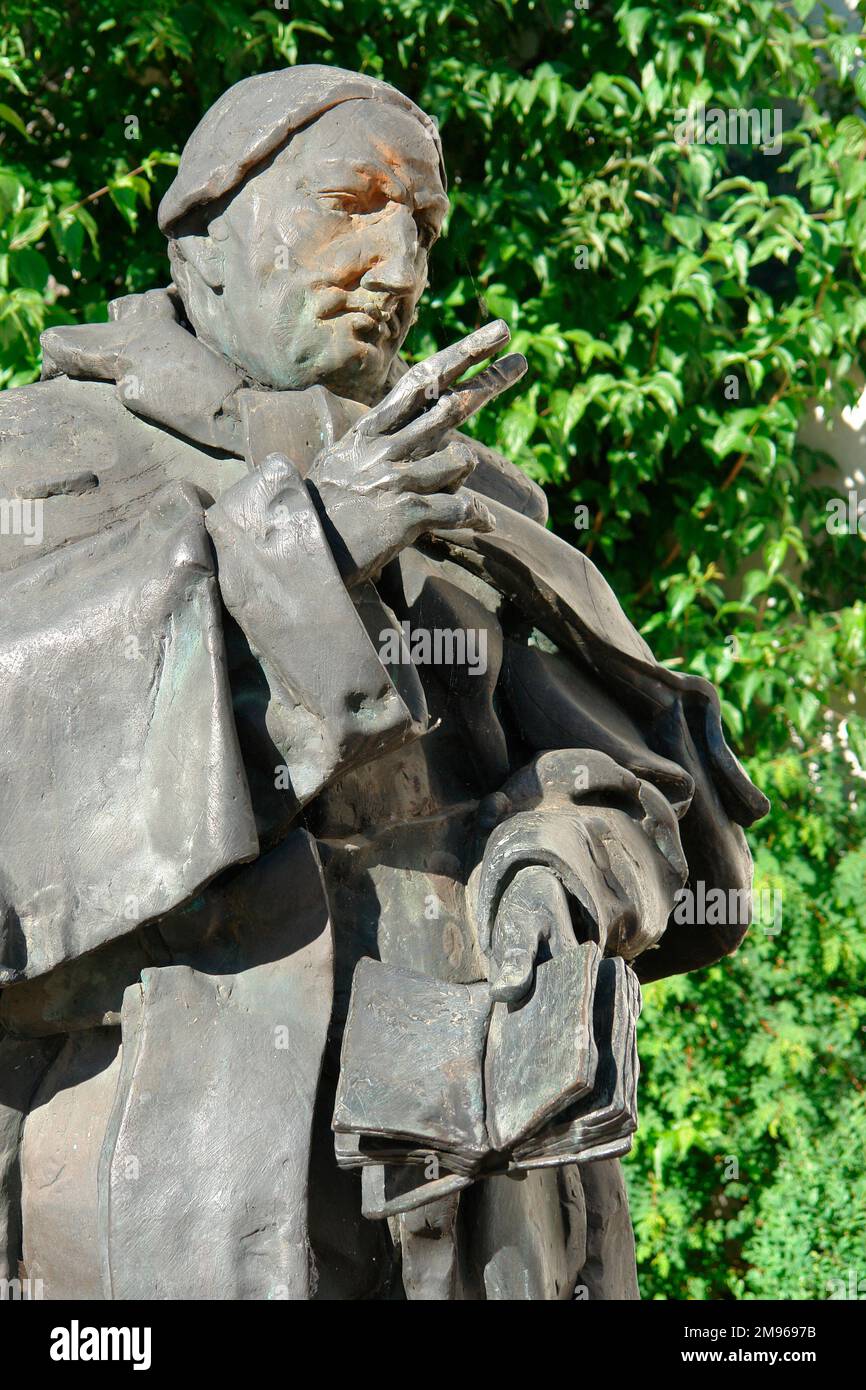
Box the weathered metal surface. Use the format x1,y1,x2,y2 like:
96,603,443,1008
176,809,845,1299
0,63,767,1301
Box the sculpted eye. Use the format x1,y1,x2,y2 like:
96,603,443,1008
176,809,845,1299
317,190,390,215
317,192,363,213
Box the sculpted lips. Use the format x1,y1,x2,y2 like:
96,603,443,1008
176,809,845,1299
320,298,402,339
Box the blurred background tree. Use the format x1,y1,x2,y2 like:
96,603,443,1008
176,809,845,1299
1,0,864,1299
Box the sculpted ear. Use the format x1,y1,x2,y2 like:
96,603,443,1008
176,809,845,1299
171,224,226,292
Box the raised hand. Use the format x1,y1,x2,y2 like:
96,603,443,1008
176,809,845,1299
306,320,526,587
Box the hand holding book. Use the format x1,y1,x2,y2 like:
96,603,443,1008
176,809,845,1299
331,749,683,1216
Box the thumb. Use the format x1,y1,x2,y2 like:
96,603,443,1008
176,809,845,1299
489,894,546,1003
490,945,538,1004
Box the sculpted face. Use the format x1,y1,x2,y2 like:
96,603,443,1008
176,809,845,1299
170,100,448,402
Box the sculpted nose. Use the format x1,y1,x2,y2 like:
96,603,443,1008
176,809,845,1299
360,207,420,296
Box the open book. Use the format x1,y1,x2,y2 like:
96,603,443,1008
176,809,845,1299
332,943,641,1198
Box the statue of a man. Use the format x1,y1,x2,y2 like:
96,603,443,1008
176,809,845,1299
0,65,767,1301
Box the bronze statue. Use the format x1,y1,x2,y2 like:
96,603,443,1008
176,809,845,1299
0,65,768,1301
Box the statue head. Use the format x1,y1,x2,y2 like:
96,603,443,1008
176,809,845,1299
159,66,448,404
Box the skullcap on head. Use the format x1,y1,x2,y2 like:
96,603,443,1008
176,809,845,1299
158,64,446,233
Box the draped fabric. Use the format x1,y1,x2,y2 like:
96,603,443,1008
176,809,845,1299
0,291,767,985
0,299,769,1298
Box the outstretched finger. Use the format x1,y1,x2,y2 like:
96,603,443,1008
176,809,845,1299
358,320,511,437
385,352,527,460
405,488,495,537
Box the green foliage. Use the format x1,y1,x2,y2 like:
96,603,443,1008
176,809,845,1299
2,0,865,1298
